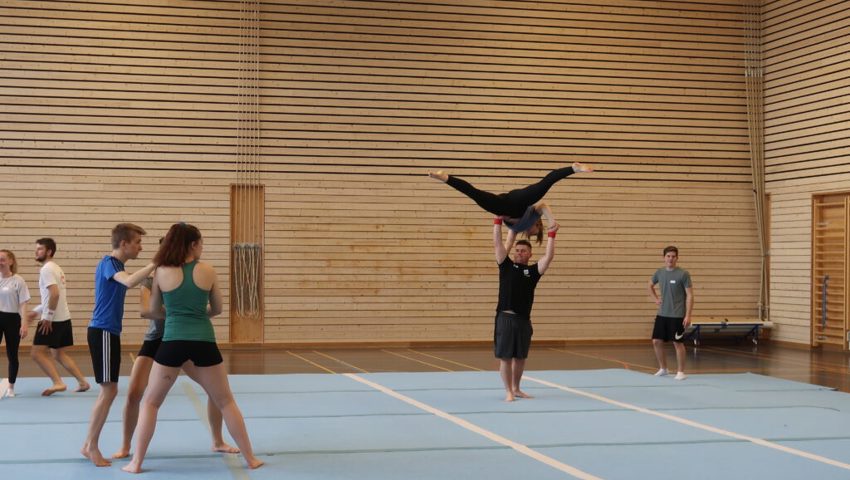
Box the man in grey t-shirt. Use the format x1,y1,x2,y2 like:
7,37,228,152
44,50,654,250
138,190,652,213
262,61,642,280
647,246,693,380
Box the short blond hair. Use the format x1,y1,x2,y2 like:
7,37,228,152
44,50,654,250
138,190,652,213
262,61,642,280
112,223,147,249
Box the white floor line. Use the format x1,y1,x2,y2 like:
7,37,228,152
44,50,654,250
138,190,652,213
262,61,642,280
524,374,850,472
344,373,604,480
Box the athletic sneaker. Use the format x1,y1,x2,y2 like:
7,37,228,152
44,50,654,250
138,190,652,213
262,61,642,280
654,368,668,377
674,372,687,381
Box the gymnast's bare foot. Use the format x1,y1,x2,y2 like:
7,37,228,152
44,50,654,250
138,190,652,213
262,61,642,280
42,383,67,396
513,390,533,399
81,445,112,467
75,381,91,393
504,391,515,402
428,170,448,182
572,162,593,173
122,461,142,474
245,456,265,469
112,447,130,459
212,442,240,454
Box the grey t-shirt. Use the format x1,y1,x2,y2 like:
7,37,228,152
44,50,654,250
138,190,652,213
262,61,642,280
141,277,165,342
651,267,692,318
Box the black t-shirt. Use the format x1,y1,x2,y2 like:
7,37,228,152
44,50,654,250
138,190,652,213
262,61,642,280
496,258,542,318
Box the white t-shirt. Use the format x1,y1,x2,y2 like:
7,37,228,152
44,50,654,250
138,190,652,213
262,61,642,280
0,274,31,314
39,261,71,321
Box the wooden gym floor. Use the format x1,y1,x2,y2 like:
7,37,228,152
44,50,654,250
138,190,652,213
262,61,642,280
9,340,850,393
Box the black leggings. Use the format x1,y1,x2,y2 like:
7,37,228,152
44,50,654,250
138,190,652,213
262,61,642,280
445,166,576,218
0,311,21,384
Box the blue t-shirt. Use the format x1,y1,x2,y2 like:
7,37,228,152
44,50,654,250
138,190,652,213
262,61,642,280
89,256,127,335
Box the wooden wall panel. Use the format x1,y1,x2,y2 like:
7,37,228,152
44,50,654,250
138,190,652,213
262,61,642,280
0,0,760,346
258,0,758,343
763,0,850,344
0,0,242,343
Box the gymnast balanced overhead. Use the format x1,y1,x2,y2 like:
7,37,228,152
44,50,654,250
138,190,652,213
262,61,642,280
428,162,593,236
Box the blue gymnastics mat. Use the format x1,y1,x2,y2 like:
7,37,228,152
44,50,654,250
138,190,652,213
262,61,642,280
3,369,850,479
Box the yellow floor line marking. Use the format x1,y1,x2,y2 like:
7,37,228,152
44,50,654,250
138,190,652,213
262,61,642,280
287,351,337,374
382,349,454,372
181,381,248,480
524,374,850,472
407,349,486,371
345,373,603,480
313,350,369,373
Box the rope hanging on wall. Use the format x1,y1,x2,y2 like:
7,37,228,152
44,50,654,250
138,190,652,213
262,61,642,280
744,1,767,321
233,0,263,321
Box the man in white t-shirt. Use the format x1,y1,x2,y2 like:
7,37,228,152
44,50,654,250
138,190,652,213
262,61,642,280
29,238,90,396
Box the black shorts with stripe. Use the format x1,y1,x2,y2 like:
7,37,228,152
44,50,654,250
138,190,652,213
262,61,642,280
87,327,121,384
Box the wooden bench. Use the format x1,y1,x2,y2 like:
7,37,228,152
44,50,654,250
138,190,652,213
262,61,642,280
684,318,772,346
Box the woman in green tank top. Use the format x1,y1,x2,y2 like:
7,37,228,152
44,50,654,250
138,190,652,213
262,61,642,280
123,223,263,473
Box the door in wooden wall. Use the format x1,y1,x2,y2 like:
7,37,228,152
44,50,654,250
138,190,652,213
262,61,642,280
812,194,849,349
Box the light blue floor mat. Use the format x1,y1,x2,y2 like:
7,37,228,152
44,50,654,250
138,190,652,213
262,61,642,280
3,369,850,479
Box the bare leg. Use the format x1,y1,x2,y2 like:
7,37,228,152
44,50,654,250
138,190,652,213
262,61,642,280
81,382,118,467
673,341,687,377
511,358,532,399
183,362,238,453
208,398,239,453
114,356,153,459
652,339,668,372
192,363,263,469
31,345,66,395
123,363,180,474
499,359,515,402
53,347,90,391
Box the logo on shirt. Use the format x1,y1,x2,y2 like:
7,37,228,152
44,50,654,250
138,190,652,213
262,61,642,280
670,280,677,284
523,269,530,277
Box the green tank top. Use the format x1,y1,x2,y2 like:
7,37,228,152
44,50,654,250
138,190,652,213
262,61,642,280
162,261,216,342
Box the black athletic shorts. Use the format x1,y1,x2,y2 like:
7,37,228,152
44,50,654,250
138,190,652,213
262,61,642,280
652,315,686,343
33,319,74,349
87,327,121,384
154,340,223,368
137,338,163,359
494,311,533,359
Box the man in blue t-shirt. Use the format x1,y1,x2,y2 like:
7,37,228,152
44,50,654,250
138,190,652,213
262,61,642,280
493,216,558,402
648,245,694,381
82,223,155,467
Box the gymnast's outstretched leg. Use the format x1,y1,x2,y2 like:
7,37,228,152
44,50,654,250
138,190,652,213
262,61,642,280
502,162,592,210
428,171,509,216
